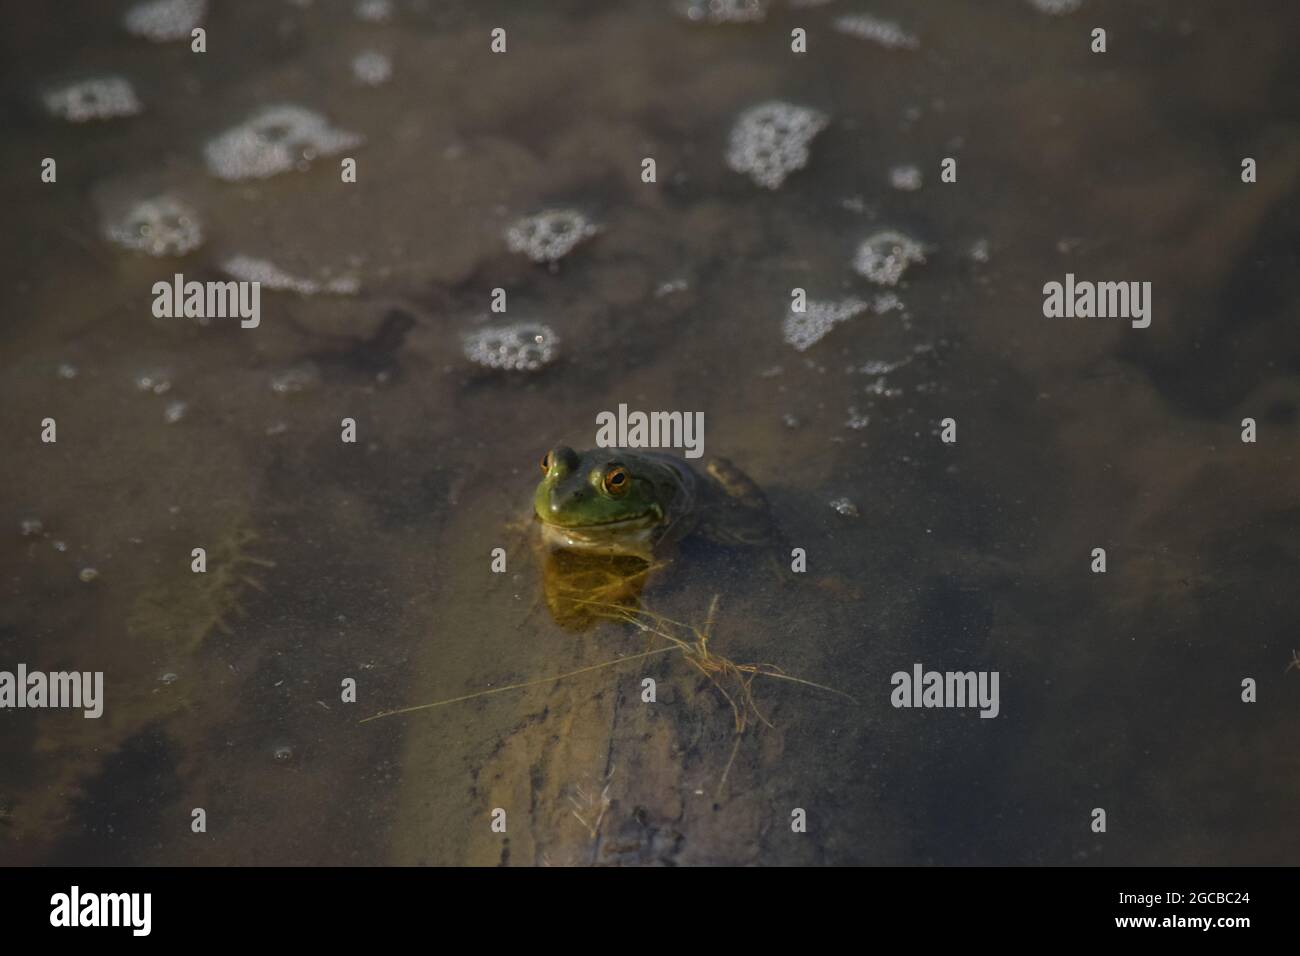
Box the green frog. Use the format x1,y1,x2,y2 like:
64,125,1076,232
533,445,776,561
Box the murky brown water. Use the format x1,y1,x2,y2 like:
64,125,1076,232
2,0,1298,865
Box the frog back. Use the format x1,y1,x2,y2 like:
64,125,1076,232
695,457,778,548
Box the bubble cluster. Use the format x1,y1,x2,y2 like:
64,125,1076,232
203,105,363,181
1027,0,1084,13
889,164,923,191
463,322,560,372
103,195,203,257
352,50,393,86
853,230,927,286
862,376,902,398
833,14,920,50
726,101,829,190
270,363,322,394
782,297,869,352
123,0,207,42
857,356,911,376
134,369,174,394
223,255,359,295
675,0,769,24
829,497,860,518
354,0,393,22
43,77,142,122
505,210,601,264
19,518,43,537
163,400,188,424
872,291,905,313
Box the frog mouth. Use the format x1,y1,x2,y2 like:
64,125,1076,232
537,512,662,557
540,511,657,532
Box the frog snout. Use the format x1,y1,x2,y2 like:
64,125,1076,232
546,484,585,517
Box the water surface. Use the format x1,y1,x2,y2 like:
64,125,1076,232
2,0,1298,865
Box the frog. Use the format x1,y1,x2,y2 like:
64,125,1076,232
533,445,776,562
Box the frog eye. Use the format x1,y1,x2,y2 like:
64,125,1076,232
603,465,630,496
540,452,551,474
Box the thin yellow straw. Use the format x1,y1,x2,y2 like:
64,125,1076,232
360,645,677,723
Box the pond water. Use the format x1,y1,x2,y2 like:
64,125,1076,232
2,0,1298,865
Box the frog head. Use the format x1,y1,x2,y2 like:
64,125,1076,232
534,446,668,532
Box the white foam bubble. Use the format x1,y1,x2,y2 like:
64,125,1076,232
104,195,203,257
856,357,909,375
124,0,207,42
163,400,188,424
655,278,689,298
829,497,860,517
223,254,359,295
1027,0,1084,13
863,376,902,398
853,231,926,286
505,210,601,264
134,368,174,394
352,50,393,86
726,101,829,189
43,76,142,122
783,297,868,352
354,0,393,22
463,322,559,372
872,291,905,313
675,0,769,24
833,14,919,49
839,195,870,214
270,363,322,394
845,407,870,430
203,105,363,181
889,164,923,191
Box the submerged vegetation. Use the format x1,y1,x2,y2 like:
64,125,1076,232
364,593,855,796
127,527,275,651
